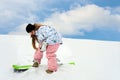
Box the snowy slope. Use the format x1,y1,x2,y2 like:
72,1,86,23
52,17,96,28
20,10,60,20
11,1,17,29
0,35,120,80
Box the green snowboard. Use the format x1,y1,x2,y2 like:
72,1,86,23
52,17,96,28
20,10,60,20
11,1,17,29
12,62,75,72
12,64,32,72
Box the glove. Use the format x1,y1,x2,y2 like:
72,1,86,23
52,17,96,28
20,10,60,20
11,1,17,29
40,42,47,52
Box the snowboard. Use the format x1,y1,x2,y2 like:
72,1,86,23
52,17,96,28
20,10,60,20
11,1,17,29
12,64,32,72
12,62,75,72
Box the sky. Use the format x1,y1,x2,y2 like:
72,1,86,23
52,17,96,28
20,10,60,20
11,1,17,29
0,0,120,41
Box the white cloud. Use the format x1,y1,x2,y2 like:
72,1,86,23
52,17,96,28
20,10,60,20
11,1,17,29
0,0,90,33
1,0,119,35
8,23,28,35
0,0,48,28
42,4,120,35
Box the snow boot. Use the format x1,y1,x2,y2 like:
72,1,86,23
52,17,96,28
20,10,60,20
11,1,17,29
46,69,54,74
32,62,39,67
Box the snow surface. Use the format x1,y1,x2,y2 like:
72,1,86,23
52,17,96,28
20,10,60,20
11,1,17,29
0,35,120,80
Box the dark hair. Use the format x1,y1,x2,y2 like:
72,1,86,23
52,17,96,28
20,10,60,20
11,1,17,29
26,23,41,50
26,24,35,33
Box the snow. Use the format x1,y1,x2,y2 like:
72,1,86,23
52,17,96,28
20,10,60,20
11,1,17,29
0,35,120,80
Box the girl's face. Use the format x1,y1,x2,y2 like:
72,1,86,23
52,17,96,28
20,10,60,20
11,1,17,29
30,30,35,36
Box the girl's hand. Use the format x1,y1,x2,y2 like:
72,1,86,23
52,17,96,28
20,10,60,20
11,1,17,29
35,45,41,51
35,48,38,51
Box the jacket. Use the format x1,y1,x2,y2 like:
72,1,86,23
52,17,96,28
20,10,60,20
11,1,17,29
35,25,63,45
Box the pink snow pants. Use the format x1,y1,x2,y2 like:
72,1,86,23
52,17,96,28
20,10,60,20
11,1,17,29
34,43,60,71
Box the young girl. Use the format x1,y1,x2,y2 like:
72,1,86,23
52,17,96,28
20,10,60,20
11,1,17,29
26,23,63,73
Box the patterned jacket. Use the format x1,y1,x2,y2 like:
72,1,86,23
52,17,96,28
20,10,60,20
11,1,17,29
35,25,63,45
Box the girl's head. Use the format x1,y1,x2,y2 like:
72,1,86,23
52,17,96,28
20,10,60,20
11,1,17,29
26,23,40,36
26,24,35,33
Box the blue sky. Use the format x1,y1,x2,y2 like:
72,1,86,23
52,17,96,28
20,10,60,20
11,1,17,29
0,0,120,41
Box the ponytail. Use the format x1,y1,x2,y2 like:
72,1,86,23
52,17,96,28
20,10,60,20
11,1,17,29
31,35,38,50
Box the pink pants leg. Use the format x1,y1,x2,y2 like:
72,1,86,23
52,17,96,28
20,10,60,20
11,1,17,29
46,43,60,71
34,48,43,64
